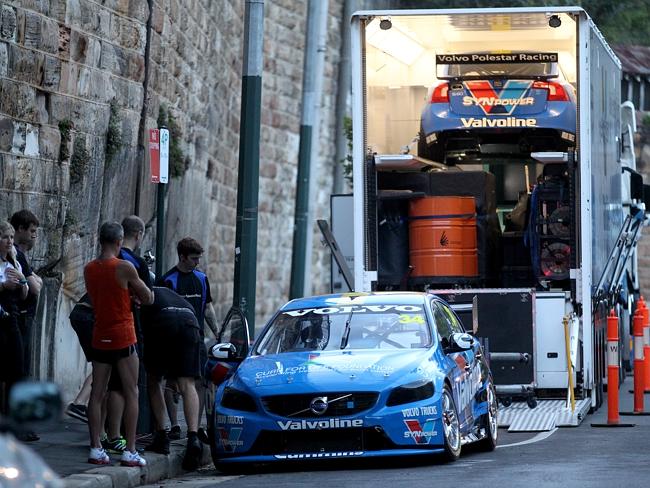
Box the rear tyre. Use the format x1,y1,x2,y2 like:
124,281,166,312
441,386,461,462
476,383,498,452
418,128,444,163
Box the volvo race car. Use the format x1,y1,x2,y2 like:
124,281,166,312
207,292,497,467
418,52,577,163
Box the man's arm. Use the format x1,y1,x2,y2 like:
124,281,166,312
204,302,219,338
119,261,154,305
27,273,42,296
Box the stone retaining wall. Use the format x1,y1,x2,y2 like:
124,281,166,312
0,0,344,400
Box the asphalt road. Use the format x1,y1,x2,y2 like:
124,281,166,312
141,404,650,488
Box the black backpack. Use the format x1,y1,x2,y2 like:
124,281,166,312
69,294,94,362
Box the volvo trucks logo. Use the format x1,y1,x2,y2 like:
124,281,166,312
440,231,449,247
310,396,329,415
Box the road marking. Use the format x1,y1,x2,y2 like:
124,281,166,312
497,427,558,448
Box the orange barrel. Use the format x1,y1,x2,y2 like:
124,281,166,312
408,196,478,278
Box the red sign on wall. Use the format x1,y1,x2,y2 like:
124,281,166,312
149,129,160,183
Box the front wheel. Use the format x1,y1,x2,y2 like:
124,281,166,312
476,383,498,451
441,385,461,462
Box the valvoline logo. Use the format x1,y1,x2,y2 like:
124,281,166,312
463,80,534,115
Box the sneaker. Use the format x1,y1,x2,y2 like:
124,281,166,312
167,425,182,440
103,436,127,454
88,447,111,465
17,430,40,442
181,435,202,471
120,450,147,467
145,430,170,455
66,403,88,423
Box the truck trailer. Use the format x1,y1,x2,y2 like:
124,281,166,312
335,6,647,429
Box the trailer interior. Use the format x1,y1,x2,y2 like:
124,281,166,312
347,9,641,417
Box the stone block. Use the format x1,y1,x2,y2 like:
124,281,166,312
1,5,16,41
43,55,61,90
0,117,13,152
0,41,6,76
0,79,39,122
23,11,43,49
58,24,70,58
36,89,49,123
11,122,39,157
48,93,73,122
8,43,45,86
39,124,60,161
129,0,150,23
151,4,164,34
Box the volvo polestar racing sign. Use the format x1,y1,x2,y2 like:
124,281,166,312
437,52,558,64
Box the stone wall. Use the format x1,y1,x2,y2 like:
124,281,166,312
0,0,344,401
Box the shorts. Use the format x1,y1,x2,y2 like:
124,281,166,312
143,309,201,379
91,344,137,366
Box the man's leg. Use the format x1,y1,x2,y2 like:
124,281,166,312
144,373,170,454
106,390,125,440
164,379,181,438
147,374,167,431
176,377,199,433
114,349,139,453
180,377,202,471
88,362,112,448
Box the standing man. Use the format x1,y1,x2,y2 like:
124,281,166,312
84,222,153,466
140,286,203,470
101,215,154,454
157,238,219,450
9,210,42,379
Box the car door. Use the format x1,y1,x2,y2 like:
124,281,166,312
205,307,251,416
432,300,479,429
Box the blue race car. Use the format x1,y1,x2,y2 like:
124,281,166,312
418,52,576,163
207,292,497,467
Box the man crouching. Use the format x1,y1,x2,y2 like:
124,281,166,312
141,286,204,471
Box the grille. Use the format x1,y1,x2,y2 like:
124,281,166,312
261,392,379,418
248,427,396,455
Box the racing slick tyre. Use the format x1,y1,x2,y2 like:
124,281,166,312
476,383,498,452
441,385,461,462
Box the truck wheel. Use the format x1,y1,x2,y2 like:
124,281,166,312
441,386,461,461
477,383,498,451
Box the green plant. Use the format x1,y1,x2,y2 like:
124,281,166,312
58,119,72,162
70,136,90,184
105,100,122,165
341,115,353,184
642,113,650,128
157,105,187,178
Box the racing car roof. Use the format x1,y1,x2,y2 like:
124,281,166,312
280,292,430,312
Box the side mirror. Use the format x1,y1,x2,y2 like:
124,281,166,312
449,332,474,352
210,342,237,360
9,381,62,425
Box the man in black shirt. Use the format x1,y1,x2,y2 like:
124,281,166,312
140,287,202,470
10,210,42,379
157,237,218,451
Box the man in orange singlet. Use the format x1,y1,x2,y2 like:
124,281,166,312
84,222,154,466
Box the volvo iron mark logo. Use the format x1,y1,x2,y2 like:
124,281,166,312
310,396,329,416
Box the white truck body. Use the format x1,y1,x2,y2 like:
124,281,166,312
345,7,644,416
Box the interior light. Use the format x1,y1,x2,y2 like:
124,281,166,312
366,20,424,66
548,14,561,28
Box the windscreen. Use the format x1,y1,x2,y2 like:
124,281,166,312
255,304,432,355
